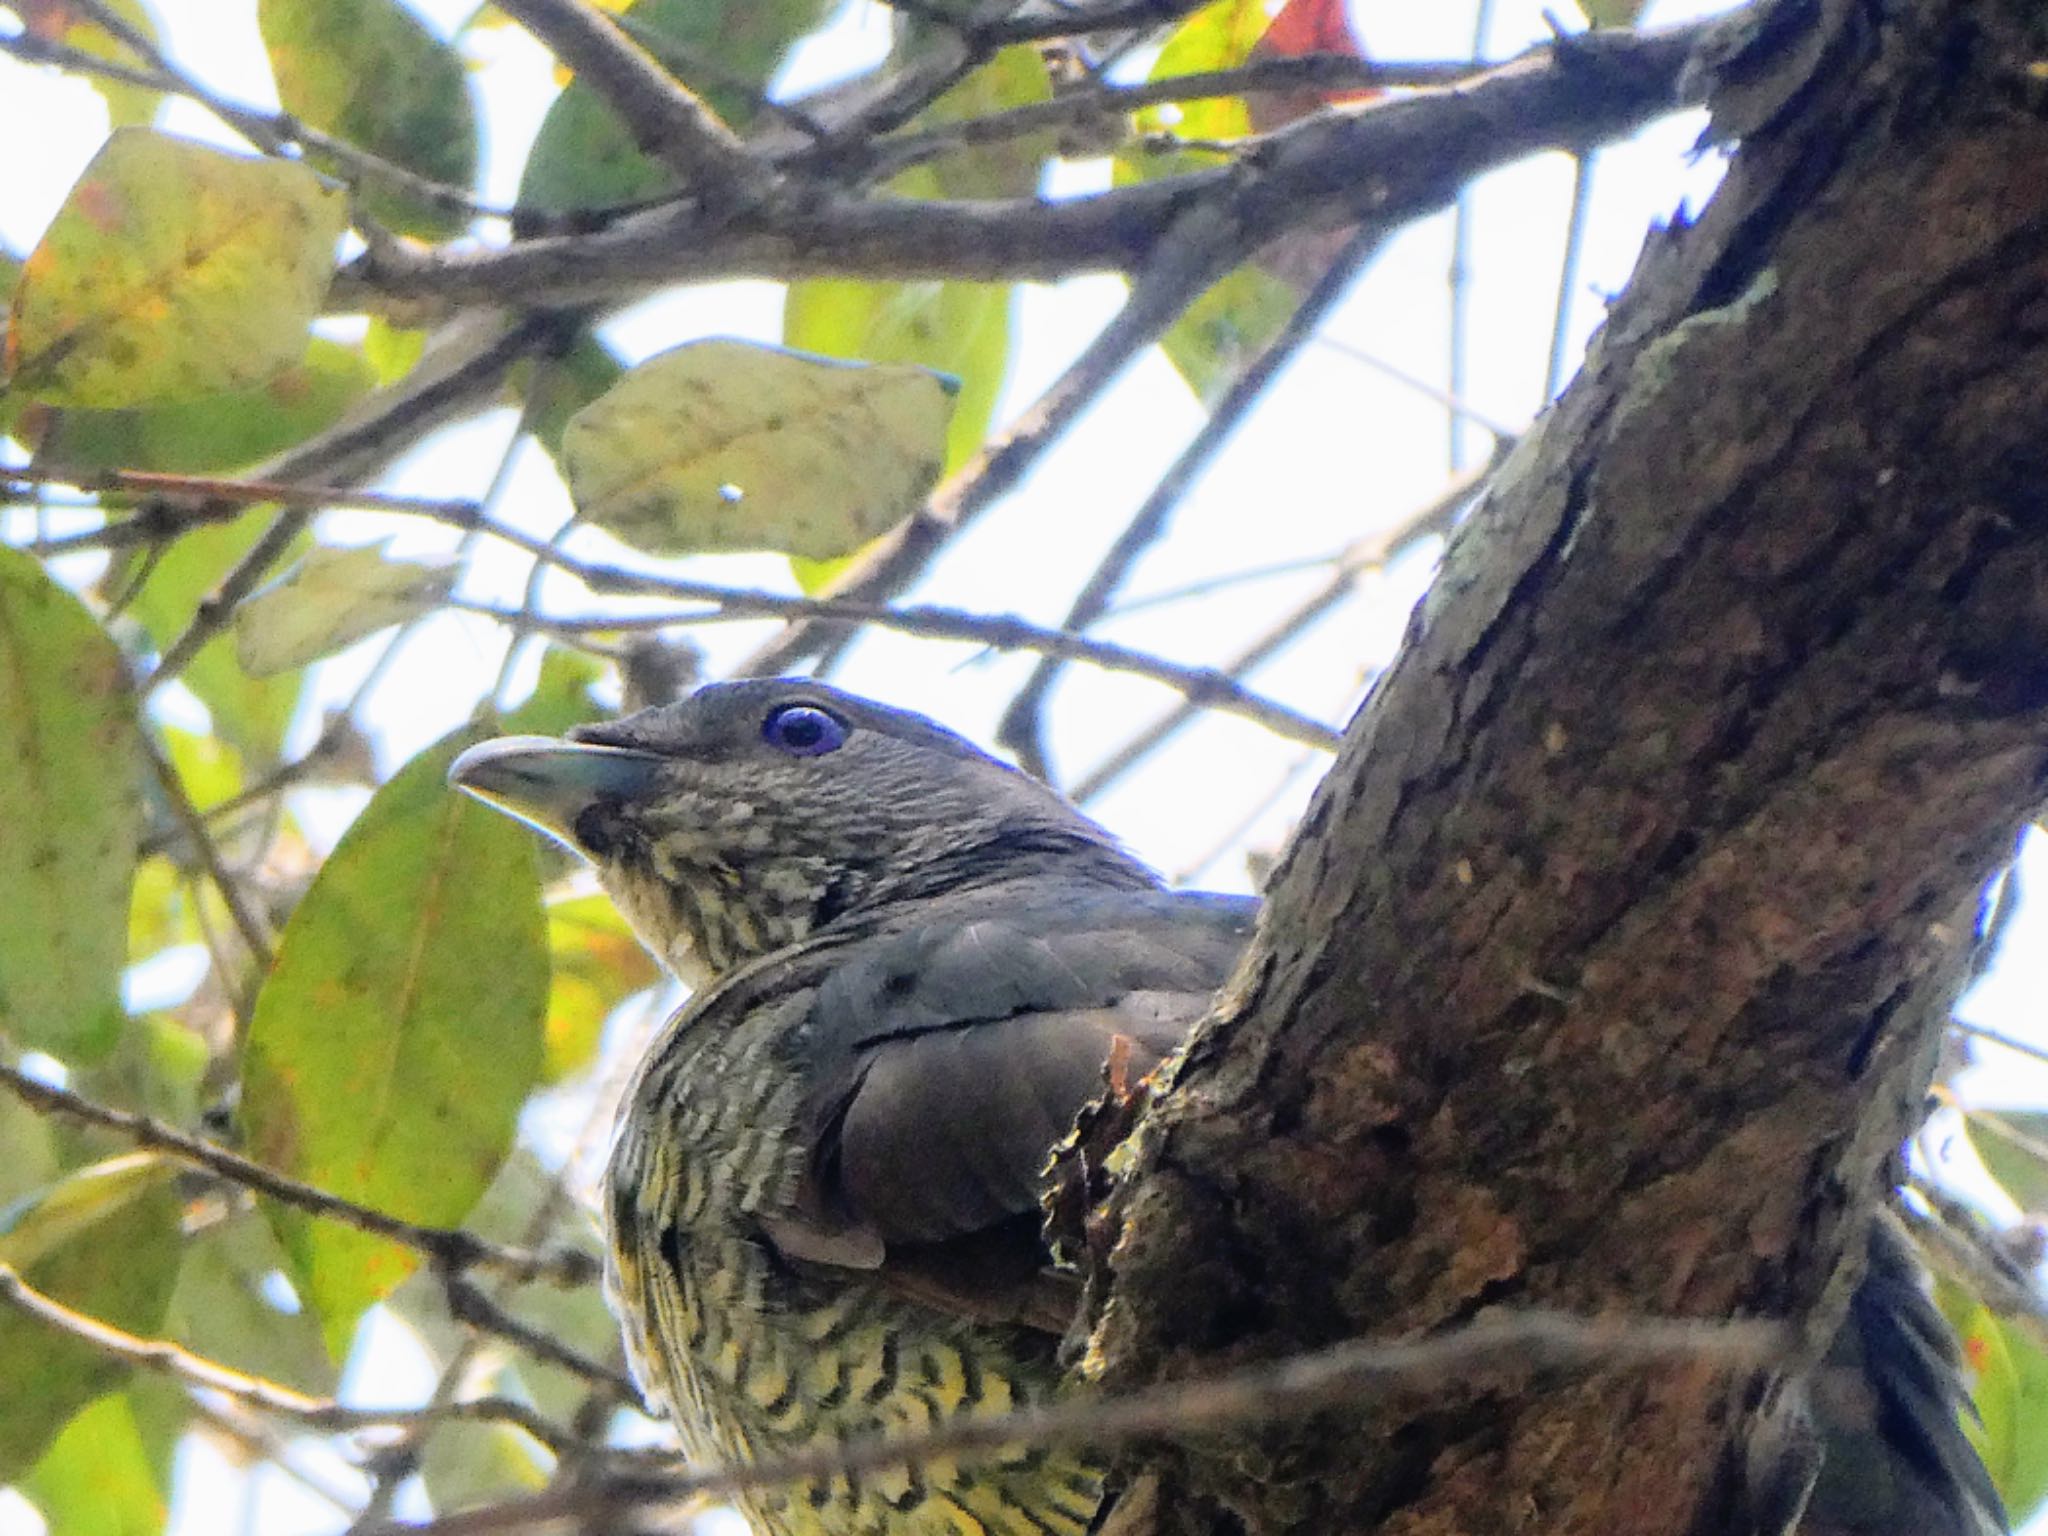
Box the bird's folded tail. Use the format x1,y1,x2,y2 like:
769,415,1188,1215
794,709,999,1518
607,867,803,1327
1760,1214,2006,1536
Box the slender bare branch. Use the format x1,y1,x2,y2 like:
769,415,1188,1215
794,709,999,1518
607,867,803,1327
998,226,1386,777
0,1264,577,1453
357,1310,1785,1536
1071,456,1492,803
489,0,774,199
741,196,1254,676
0,1064,596,1287
341,20,1721,308
143,310,577,695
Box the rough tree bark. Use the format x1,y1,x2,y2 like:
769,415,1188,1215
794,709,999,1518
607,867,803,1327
1089,1,2048,1532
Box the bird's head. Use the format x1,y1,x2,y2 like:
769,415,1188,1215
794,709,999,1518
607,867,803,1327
450,678,1145,983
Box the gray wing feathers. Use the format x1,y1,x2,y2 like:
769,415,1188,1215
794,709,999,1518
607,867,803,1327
792,889,1255,1250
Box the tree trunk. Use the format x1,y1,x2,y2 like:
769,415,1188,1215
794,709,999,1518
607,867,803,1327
1090,2,2048,1531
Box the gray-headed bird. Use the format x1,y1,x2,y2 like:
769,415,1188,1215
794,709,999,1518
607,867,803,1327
451,679,2000,1536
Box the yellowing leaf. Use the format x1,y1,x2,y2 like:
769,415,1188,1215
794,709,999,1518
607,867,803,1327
5,130,347,408
1938,1283,2048,1525
234,540,458,677
562,339,958,560
1162,263,1301,407
783,279,1012,484
1108,1,1310,405
1578,0,1649,25
1968,1111,2048,1213
0,1155,182,1479
241,732,548,1357
22,1391,167,1536
543,892,658,1083
32,336,377,474
259,0,479,237
0,547,142,1059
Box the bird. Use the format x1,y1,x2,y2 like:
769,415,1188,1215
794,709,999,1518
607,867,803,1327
449,678,2003,1536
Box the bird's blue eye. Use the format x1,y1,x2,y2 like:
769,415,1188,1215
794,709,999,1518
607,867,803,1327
762,703,848,757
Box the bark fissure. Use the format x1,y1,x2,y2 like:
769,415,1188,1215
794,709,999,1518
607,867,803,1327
1082,2,2048,1531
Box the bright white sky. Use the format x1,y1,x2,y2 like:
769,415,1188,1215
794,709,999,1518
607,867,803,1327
1,1,2042,1531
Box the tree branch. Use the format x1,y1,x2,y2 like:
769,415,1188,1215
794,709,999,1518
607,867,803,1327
488,0,774,200
0,1064,596,1287
339,20,1721,308
0,1264,577,1453
358,1310,1784,1536
1091,2,2048,1529
998,226,1387,778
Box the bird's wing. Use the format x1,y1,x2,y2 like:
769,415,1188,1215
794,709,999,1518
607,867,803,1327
762,887,1256,1329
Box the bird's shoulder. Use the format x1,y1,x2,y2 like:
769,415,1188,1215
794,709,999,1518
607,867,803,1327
757,881,1257,1330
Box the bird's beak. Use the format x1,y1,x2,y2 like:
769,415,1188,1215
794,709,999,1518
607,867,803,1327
448,736,666,849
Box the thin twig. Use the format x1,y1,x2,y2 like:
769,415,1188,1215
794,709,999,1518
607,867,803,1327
741,197,1255,676
489,0,774,199
449,594,1339,752
444,1275,642,1403
185,1394,367,1517
143,733,275,980
1953,1019,2048,1070
1545,151,1597,400
857,54,1484,183
998,226,1386,777
0,1064,596,1287
1447,0,1499,473
358,1310,1785,1535
142,311,574,694
0,24,496,225
0,1264,576,1453
1318,335,1524,443
5,464,484,556
1071,457,1492,803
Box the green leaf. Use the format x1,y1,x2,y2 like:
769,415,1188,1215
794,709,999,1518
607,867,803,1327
241,730,549,1357
519,331,626,465
259,0,479,238
160,723,244,812
516,0,833,215
561,339,958,560
1115,0,1266,179
421,1420,551,1513
112,508,309,762
542,892,658,1084
31,337,377,474
387,1148,618,1423
0,1092,62,1211
234,539,457,677
21,1391,168,1536
165,1210,337,1397
784,279,1012,481
499,645,608,740
1108,0,1304,404
1160,263,1301,407
1938,1285,2048,1525
4,130,347,407
0,547,142,1059
1969,1112,2048,1213
21,0,167,130
0,1154,182,1479
910,45,1054,200
363,317,428,386
1578,0,1649,25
